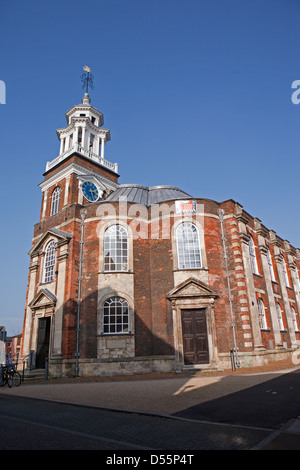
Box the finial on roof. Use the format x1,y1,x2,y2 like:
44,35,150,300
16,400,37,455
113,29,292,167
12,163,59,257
81,65,94,97
82,92,91,105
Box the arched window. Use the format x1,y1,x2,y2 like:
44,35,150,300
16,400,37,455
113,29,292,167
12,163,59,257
281,255,290,287
276,302,284,331
296,268,300,293
266,247,275,281
43,240,56,283
104,225,128,271
103,297,129,334
257,298,267,330
50,187,61,216
248,236,259,275
176,222,201,269
291,306,299,332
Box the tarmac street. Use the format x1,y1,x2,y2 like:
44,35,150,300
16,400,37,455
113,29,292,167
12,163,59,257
1,365,300,450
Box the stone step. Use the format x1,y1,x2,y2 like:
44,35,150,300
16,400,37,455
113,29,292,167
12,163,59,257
181,366,224,374
22,369,47,381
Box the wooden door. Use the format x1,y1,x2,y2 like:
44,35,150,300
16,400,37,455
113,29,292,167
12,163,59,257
36,317,51,369
181,309,209,365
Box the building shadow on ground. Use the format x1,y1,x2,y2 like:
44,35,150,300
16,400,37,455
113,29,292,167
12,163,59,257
171,368,300,429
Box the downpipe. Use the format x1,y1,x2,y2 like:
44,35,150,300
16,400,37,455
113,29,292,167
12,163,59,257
75,211,86,377
218,209,240,370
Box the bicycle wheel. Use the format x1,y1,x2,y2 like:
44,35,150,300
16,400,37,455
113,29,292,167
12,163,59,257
7,375,13,388
12,371,21,386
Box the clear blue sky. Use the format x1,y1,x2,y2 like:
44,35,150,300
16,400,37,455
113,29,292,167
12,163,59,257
1,0,300,335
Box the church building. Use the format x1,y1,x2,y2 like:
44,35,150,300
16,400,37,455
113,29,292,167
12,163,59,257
21,90,300,377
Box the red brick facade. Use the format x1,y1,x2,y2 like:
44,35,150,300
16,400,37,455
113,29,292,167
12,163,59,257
21,100,300,377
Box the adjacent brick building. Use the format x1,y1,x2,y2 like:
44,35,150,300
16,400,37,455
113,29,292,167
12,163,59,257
21,92,300,377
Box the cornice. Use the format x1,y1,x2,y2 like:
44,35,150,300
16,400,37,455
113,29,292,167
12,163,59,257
39,161,119,192
258,244,269,255
56,119,110,140
235,212,250,225
65,104,103,119
239,232,250,243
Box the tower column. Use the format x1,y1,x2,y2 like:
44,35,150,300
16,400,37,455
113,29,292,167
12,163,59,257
100,136,105,161
59,138,64,155
82,127,86,150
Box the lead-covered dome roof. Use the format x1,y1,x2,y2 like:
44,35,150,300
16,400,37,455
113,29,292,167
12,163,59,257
104,184,192,206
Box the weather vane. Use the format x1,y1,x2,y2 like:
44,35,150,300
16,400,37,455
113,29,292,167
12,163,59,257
81,65,94,93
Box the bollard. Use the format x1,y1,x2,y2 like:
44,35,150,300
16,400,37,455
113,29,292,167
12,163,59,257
230,349,236,371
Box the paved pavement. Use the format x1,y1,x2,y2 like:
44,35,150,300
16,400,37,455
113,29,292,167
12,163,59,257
1,365,300,450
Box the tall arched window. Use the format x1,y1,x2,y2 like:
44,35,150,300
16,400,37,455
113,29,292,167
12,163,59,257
248,236,259,275
43,240,56,283
50,187,61,216
266,247,275,281
281,255,290,287
104,225,128,271
257,298,267,330
103,296,129,334
176,222,201,269
296,268,300,293
291,306,299,332
276,302,284,331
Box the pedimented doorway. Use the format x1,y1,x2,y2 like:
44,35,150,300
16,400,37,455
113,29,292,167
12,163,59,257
167,277,219,370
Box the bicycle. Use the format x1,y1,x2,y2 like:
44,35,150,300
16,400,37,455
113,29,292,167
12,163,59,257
0,364,21,387
7,363,21,387
1,366,13,388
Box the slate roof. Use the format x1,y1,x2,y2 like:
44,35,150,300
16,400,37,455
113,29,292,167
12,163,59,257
104,184,192,207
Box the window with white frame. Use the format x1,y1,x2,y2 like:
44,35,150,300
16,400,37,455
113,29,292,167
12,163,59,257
103,296,129,334
248,236,259,275
291,306,299,332
276,302,284,331
104,225,128,271
257,298,267,329
281,255,290,287
176,222,201,269
295,268,300,293
43,240,56,283
266,247,276,281
50,187,61,216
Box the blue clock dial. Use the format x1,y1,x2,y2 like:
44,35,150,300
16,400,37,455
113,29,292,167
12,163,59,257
82,181,99,202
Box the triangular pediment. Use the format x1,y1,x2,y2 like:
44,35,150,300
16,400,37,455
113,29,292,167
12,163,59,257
167,277,218,300
29,228,73,256
29,289,57,310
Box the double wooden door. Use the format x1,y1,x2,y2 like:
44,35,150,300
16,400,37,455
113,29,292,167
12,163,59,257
181,309,209,365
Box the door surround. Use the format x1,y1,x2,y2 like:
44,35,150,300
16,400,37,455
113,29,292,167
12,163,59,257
167,277,218,370
28,288,57,367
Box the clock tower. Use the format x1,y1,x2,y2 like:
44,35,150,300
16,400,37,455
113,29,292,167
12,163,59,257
22,89,119,370
39,91,119,220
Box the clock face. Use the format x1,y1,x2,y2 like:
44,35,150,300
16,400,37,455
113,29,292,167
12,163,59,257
81,181,99,202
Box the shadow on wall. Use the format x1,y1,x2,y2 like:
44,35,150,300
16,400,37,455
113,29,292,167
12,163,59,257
61,288,175,361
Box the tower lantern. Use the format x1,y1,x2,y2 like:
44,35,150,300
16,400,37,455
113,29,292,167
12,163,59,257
46,67,117,173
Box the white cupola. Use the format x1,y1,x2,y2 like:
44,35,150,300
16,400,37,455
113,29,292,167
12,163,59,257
45,92,118,173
